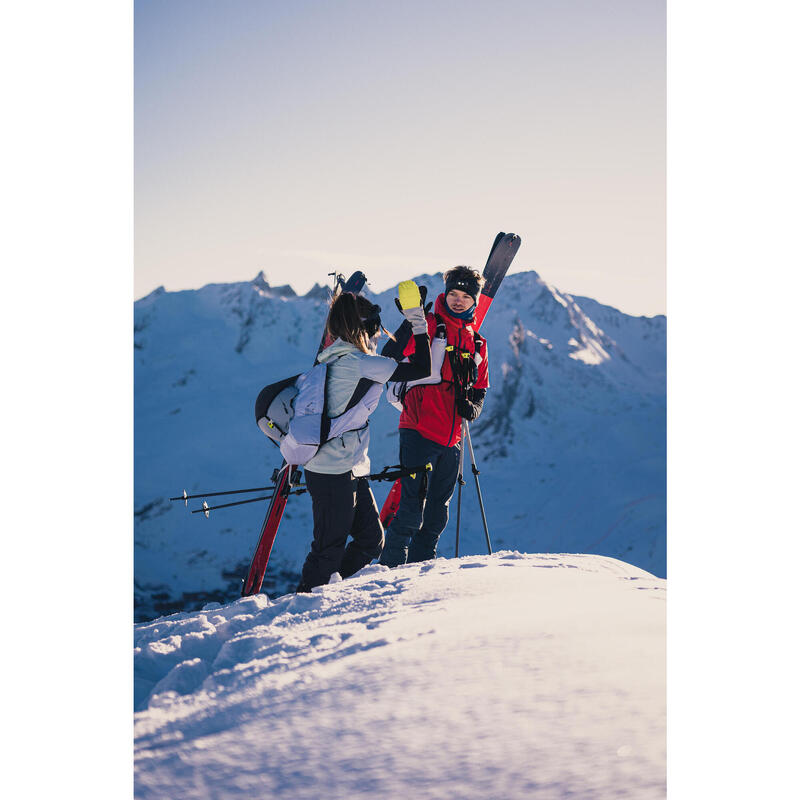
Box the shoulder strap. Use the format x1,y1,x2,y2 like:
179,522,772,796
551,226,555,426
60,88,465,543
319,360,340,443
343,377,379,413
322,354,378,429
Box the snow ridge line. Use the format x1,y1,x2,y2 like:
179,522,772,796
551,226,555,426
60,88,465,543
134,553,662,718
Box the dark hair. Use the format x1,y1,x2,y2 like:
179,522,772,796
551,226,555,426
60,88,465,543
443,265,485,289
326,291,381,354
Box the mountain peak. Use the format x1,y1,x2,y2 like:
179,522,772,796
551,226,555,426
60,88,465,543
252,271,268,288
251,272,297,297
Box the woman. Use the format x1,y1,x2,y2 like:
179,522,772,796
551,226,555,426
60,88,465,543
297,280,431,592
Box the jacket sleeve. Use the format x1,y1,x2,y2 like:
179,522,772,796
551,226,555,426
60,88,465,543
388,333,431,382
381,320,413,361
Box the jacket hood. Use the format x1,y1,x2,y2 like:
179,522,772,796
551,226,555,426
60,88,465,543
317,338,363,362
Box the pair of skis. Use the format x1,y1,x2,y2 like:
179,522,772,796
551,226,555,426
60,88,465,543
378,232,521,529
240,234,520,597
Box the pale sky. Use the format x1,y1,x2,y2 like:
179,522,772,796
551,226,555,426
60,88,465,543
135,0,665,316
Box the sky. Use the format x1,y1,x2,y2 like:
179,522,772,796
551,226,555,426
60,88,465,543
135,0,665,316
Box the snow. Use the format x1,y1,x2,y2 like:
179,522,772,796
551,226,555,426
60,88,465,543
135,553,665,799
134,270,666,620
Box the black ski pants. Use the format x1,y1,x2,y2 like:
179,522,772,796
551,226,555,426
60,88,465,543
300,470,385,591
379,428,460,567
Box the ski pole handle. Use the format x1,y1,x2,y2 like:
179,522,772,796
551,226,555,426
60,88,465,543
367,463,432,482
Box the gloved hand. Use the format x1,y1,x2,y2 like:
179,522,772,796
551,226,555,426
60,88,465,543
397,280,421,310
455,387,486,422
456,396,480,421
395,280,428,335
394,283,432,312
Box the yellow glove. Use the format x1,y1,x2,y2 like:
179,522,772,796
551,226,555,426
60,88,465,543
397,280,422,311
396,280,427,334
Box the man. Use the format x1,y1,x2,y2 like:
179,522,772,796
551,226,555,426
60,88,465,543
379,266,489,567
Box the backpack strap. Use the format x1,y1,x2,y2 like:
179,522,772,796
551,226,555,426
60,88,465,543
343,377,379,413
320,355,379,442
319,354,347,443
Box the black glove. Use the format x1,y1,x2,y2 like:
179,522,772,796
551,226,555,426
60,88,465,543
456,388,486,422
456,396,479,421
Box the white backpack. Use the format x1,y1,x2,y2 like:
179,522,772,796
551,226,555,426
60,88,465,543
255,358,382,465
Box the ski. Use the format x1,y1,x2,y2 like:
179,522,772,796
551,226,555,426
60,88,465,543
474,232,521,328
379,232,521,529
486,230,506,264
241,270,368,596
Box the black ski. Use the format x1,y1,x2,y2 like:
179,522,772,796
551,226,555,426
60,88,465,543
474,232,521,327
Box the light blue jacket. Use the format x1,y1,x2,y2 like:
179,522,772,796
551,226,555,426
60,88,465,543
303,339,397,477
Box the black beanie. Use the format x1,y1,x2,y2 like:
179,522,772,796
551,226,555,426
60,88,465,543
444,273,480,303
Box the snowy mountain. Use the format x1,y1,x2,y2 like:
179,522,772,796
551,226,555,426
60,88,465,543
134,553,666,799
134,270,665,621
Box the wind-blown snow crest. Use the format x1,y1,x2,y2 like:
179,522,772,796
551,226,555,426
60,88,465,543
135,553,665,799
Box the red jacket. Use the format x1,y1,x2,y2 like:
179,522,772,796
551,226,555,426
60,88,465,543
398,294,489,447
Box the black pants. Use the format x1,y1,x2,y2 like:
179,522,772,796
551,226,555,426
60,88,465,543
379,428,461,567
300,470,385,590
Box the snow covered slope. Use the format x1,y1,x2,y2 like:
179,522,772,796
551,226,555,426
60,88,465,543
134,271,665,620
134,553,666,800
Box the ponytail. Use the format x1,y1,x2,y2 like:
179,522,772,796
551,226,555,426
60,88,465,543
326,291,380,354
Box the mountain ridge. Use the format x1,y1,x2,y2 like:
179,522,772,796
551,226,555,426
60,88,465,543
134,269,666,621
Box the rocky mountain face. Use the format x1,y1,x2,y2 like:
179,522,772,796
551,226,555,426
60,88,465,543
134,272,665,621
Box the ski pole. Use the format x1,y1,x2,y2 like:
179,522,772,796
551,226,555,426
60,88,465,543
191,486,308,516
170,486,273,505
368,463,432,482
464,422,492,555
454,419,466,557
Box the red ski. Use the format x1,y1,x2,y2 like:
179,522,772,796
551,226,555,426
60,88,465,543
379,233,521,529
241,465,294,595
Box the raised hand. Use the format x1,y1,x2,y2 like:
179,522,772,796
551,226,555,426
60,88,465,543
395,280,428,335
